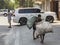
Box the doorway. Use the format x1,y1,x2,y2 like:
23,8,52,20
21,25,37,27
50,1,58,19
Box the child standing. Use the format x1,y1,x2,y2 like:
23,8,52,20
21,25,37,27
7,9,12,28
33,14,42,40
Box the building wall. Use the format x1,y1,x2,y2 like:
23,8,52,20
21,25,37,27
50,0,59,19
42,0,50,11
34,0,50,11
45,0,50,11
58,0,60,20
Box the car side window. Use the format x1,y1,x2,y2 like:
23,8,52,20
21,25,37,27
36,9,41,13
18,9,41,13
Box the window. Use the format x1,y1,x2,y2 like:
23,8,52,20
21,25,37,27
18,9,41,13
0,9,8,12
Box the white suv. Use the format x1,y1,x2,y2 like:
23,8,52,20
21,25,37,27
0,9,8,16
13,7,57,25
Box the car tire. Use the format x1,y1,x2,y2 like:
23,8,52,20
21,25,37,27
45,16,54,23
4,13,7,16
19,17,27,25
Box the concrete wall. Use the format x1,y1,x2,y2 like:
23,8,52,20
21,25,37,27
42,0,50,11
58,0,60,20
34,0,51,11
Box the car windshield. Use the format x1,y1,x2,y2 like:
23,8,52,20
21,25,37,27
18,9,41,13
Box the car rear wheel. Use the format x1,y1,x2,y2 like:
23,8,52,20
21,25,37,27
19,17,27,25
46,16,54,23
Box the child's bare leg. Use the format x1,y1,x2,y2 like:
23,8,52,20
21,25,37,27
8,20,11,28
33,30,36,40
40,35,43,43
43,34,45,41
40,34,45,43
10,22,11,27
36,34,40,39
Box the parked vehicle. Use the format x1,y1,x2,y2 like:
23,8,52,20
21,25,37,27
0,9,8,16
13,7,57,25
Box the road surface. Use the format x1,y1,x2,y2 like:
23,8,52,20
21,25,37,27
0,16,60,45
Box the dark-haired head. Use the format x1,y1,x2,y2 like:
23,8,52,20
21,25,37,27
38,14,41,17
8,9,10,12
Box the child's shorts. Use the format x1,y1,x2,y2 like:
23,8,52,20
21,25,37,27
8,19,11,23
33,23,36,30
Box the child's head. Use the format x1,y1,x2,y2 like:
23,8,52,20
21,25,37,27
38,14,41,17
37,14,42,22
8,9,10,12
